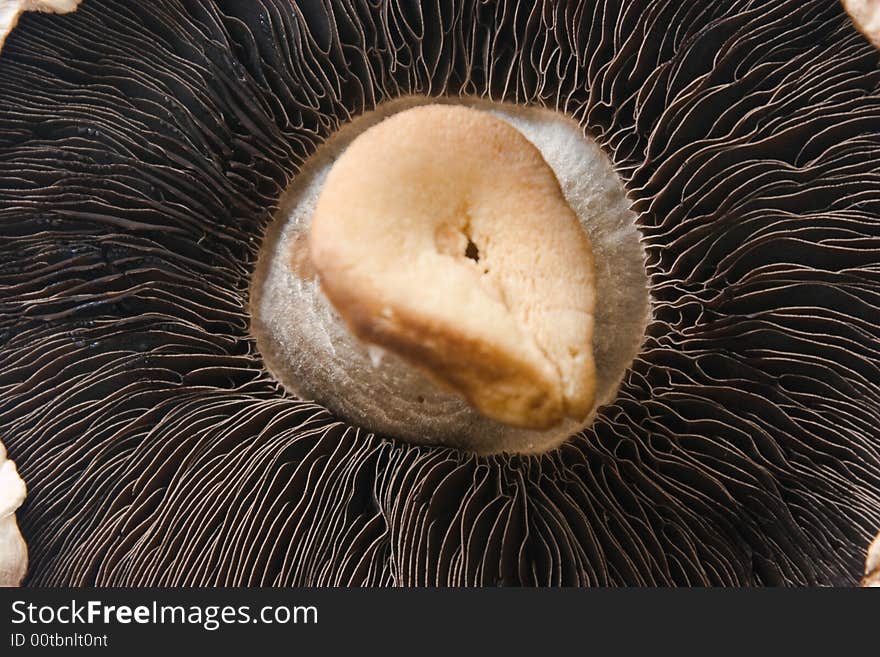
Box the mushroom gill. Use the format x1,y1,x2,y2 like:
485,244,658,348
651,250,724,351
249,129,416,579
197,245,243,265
0,0,879,586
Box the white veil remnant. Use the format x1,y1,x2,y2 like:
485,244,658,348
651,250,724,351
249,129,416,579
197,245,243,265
0,439,27,587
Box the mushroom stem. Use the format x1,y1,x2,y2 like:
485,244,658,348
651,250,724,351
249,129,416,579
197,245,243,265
252,97,649,455
307,105,597,431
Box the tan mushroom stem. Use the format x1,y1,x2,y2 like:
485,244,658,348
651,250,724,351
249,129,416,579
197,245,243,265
307,105,596,430
842,0,880,48
0,0,82,53
0,439,27,587
253,96,649,455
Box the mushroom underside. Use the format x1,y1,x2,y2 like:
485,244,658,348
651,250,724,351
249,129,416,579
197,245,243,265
0,0,879,585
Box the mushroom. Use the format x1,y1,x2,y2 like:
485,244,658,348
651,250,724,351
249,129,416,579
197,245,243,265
1,0,879,586
0,439,27,586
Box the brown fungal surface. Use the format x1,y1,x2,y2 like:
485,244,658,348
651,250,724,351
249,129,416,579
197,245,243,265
1,0,880,586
